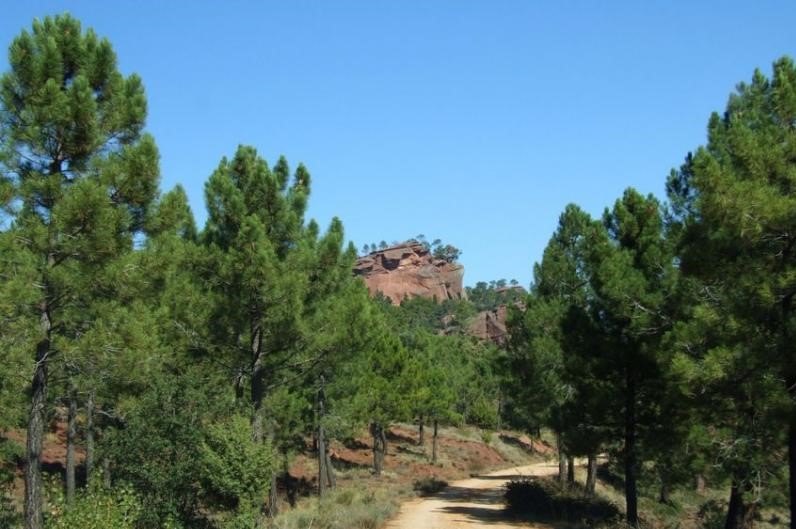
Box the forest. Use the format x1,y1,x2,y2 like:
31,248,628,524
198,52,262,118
0,13,795,529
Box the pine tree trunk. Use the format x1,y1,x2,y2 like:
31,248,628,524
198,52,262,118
284,455,296,507
725,482,757,529
696,473,706,494
85,391,95,484
659,481,671,505
25,307,50,529
789,398,796,529
102,457,111,488
267,423,278,517
66,392,77,505
557,432,566,485
783,301,795,529
268,472,278,517
432,419,438,464
567,456,575,485
725,484,740,529
317,375,334,491
371,422,384,475
250,323,265,443
586,453,597,496
325,448,336,489
418,416,425,447
625,370,639,528
318,418,326,497
496,392,502,431
234,366,245,402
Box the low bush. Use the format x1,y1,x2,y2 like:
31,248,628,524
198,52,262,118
413,477,448,496
44,483,178,529
505,477,621,527
271,485,403,529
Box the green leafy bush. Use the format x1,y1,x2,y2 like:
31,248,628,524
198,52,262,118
102,370,221,528
46,484,150,529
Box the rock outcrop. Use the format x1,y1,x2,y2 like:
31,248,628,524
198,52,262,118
353,243,466,305
467,303,524,346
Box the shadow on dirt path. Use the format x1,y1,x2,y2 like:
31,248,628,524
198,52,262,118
383,462,559,529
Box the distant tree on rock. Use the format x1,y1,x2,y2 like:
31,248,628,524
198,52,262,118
432,243,461,263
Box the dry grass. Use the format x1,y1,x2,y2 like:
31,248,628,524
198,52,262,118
271,424,542,529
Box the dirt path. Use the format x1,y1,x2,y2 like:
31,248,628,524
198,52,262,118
384,460,558,529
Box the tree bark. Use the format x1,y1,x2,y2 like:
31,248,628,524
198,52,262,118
659,481,671,505
371,422,385,475
283,455,296,507
25,306,50,529
102,457,111,488
66,391,77,505
418,416,425,447
266,423,278,517
496,392,502,431
789,397,796,529
586,453,597,496
557,432,567,486
432,419,438,464
85,391,95,484
250,323,265,443
696,473,706,494
724,481,757,529
234,366,245,402
625,370,639,528
267,472,278,517
567,455,575,485
325,448,336,489
317,375,334,492
318,416,326,497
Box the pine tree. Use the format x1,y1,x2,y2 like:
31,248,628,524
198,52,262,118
506,204,603,485
202,145,364,513
0,15,159,529
586,189,676,526
667,56,796,529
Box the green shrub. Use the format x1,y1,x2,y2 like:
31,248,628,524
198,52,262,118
504,477,621,526
46,484,151,529
0,492,17,529
481,430,494,445
413,477,448,496
0,439,21,529
200,414,273,527
102,370,225,528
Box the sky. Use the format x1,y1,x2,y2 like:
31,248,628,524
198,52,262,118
1,2,794,287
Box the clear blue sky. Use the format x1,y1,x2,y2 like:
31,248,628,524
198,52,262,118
2,2,794,287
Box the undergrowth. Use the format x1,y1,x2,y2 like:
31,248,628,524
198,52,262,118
412,477,448,496
505,477,622,528
269,484,406,529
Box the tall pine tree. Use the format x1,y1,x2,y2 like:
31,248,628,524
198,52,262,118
667,56,796,529
0,15,159,529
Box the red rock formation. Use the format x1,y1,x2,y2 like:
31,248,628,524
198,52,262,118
467,303,524,346
353,243,466,305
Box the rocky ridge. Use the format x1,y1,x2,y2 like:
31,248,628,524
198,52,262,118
353,242,466,305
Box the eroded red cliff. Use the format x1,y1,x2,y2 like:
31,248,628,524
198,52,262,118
353,243,466,305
